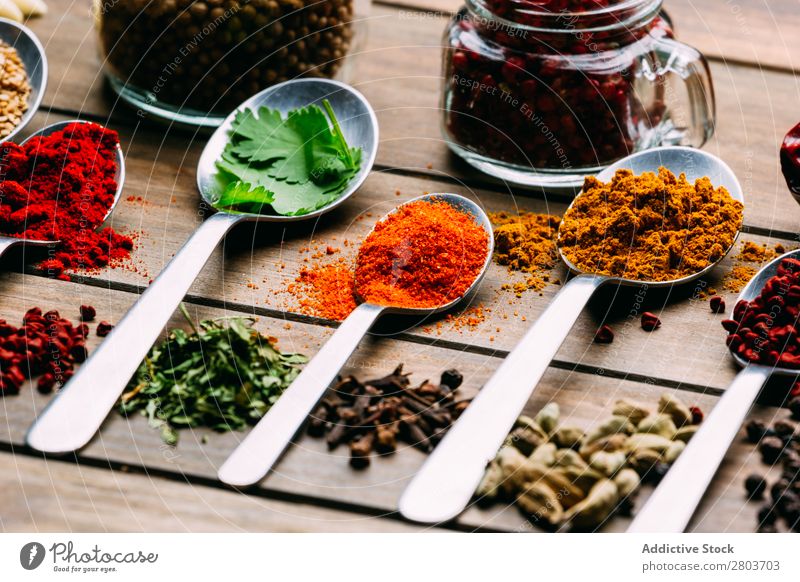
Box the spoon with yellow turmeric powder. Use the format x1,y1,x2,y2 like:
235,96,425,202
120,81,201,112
401,146,745,524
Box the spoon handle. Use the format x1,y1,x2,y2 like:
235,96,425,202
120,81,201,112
218,302,385,487
628,364,771,532
399,273,607,523
26,211,243,454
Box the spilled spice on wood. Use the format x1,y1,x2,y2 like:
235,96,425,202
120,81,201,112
490,211,560,295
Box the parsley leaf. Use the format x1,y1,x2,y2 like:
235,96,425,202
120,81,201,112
213,99,362,216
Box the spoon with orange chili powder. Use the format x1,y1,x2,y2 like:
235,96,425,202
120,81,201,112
217,193,493,487
401,146,745,524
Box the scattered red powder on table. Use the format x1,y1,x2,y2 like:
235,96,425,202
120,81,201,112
288,259,357,321
0,122,133,280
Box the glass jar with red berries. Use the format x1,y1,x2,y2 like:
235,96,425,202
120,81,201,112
443,0,715,189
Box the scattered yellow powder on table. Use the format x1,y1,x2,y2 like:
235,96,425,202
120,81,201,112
490,211,560,294
722,241,790,293
559,168,743,282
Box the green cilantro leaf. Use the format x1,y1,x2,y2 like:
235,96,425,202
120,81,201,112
213,99,362,216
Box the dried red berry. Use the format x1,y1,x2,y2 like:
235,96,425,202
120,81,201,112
79,305,96,321
594,324,615,344
689,406,704,425
96,321,114,337
641,312,661,332
709,296,726,314
781,121,800,196
37,373,56,394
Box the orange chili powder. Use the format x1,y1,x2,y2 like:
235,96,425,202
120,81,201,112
354,199,489,308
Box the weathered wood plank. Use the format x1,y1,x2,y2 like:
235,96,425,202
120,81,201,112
0,273,775,532
0,452,435,532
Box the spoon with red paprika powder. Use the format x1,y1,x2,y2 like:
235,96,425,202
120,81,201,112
217,193,493,487
400,146,744,524
26,79,377,455
629,249,800,532
0,120,125,259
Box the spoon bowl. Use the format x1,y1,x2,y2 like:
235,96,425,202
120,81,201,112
196,78,379,222
0,119,125,254
629,248,800,532
0,18,47,144
558,146,745,288
218,192,494,487
400,146,746,524
354,192,495,316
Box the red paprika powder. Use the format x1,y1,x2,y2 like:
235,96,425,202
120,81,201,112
0,122,133,280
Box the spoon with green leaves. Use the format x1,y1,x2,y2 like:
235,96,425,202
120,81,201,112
27,78,379,455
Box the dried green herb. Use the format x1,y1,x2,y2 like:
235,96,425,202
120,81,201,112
119,305,307,444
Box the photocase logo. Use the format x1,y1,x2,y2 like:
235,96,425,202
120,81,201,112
19,542,46,570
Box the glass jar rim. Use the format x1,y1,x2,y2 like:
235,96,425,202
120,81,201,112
465,0,663,34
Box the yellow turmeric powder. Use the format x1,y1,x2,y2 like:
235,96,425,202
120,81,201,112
559,167,743,282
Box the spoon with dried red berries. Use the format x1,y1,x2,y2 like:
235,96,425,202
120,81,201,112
629,249,800,532
400,146,744,525
0,120,125,254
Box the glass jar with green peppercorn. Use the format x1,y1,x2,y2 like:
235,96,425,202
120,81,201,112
94,0,369,126
442,0,715,189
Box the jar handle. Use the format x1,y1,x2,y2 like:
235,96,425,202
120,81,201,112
645,37,716,148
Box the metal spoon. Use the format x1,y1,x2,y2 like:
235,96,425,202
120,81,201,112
0,18,47,144
26,78,378,454
0,119,125,256
629,248,800,532
217,192,495,487
399,146,745,524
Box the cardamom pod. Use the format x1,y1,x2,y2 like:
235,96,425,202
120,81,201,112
589,450,627,477
636,414,677,439
535,402,560,435
664,439,686,463
516,482,564,525
582,415,635,448
508,425,547,456
559,465,605,495
476,459,505,501
625,432,674,454
564,479,619,530
628,448,662,476
579,433,629,460
539,468,585,509
614,468,641,500
529,442,557,466
612,398,651,426
658,392,693,427
554,425,585,449
553,448,589,470
673,424,699,443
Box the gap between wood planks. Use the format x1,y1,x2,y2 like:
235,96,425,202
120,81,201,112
0,440,497,533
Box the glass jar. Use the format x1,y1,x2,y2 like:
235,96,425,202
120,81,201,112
442,0,715,188
94,0,370,127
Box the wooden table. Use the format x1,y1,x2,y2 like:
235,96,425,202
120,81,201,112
1,0,798,533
